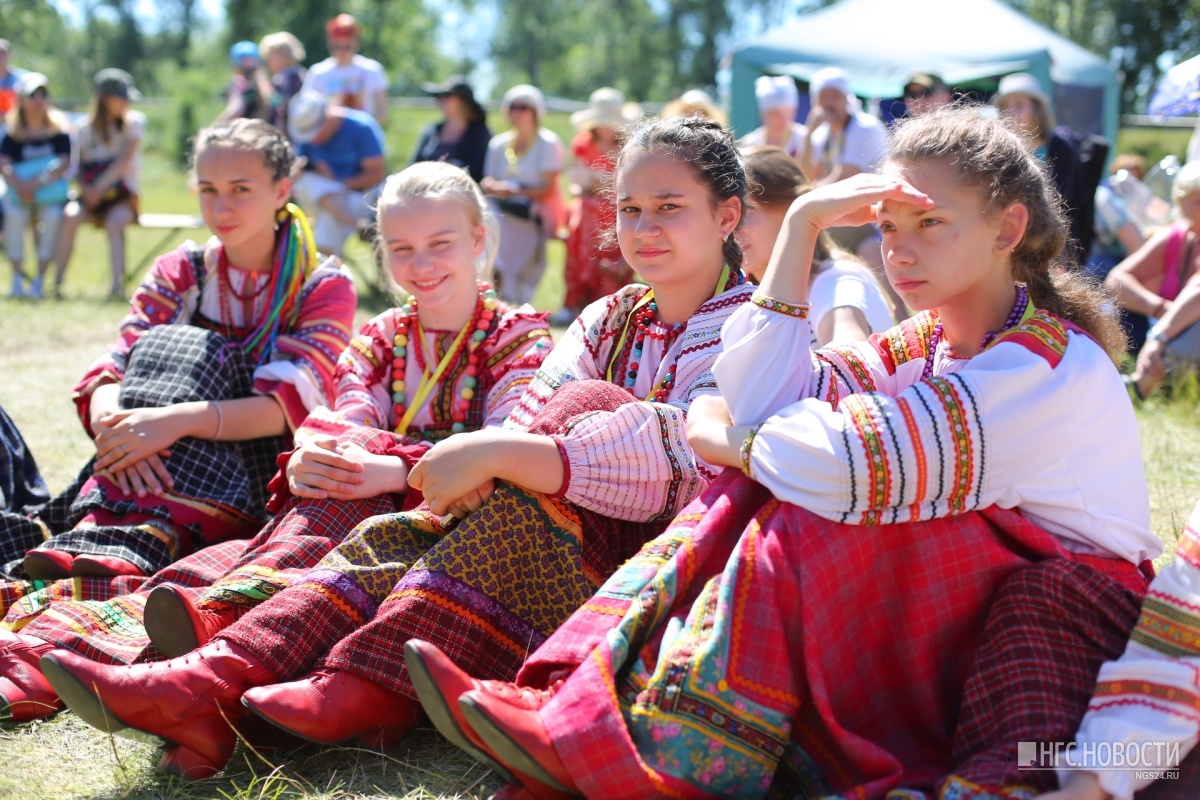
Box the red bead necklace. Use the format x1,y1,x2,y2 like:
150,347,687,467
390,284,499,435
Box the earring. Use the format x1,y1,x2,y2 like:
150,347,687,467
722,232,730,243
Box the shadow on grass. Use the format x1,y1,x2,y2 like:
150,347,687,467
1,711,504,800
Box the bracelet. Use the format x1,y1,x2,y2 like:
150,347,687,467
739,424,762,476
751,292,810,319
1147,321,1171,343
212,401,224,439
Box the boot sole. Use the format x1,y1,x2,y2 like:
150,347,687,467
458,695,576,795
39,653,169,748
239,695,359,747
403,643,515,782
144,586,202,658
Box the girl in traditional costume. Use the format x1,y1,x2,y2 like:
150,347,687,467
0,119,355,582
0,161,551,721
40,115,756,780
402,106,1162,799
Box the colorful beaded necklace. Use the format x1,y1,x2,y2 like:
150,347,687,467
922,284,1030,380
605,265,739,402
391,284,499,434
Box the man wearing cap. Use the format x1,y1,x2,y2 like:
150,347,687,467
741,75,807,159
903,73,952,117
302,13,389,127
287,90,386,257
411,76,491,182
800,66,889,187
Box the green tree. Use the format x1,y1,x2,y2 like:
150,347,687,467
223,0,445,93
1008,0,1200,112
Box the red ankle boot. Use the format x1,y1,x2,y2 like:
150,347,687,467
39,639,277,779
404,639,559,781
72,554,144,577
22,548,74,580
460,689,580,798
144,585,240,658
0,630,61,722
240,668,422,746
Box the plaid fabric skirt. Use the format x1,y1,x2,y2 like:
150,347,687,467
0,403,50,513
521,470,1149,800
0,425,415,664
219,380,667,698
2,325,284,578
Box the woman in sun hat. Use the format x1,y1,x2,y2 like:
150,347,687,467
994,72,1097,263
54,68,146,300
481,84,565,304
0,71,71,299
555,87,641,324
411,76,490,183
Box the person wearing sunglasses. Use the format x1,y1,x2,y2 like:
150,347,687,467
301,14,389,128
903,72,952,117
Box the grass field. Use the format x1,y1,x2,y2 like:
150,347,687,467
2,119,1200,798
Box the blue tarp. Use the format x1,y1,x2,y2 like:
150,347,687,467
729,0,1119,143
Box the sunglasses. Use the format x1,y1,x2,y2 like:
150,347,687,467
905,86,934,100
328,40,356,50
508,103,534,113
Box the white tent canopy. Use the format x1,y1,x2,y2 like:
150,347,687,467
728,0,1118,141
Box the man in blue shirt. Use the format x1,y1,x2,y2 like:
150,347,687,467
288,90,385,256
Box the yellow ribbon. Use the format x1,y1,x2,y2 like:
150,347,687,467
396,320,474,433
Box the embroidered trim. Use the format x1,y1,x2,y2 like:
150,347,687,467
751,292,810,318
740,424,762,476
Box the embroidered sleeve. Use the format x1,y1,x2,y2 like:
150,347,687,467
714,302,904,426
480,310,555,428
251,260,357,431
553,392,714,523
743,319,1155,564
1063,504,1200,800
502,292,618,430
73,247,200,432
293,311,394,442
551,288,747,522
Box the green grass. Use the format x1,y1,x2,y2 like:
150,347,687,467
3,121,1200,798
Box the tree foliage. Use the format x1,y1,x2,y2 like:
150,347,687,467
1009,0,1200,111
3,0,1199,113
223,0,446,94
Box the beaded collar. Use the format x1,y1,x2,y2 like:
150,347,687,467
921,284,1030,380
606,266,744,402
390,284,499,434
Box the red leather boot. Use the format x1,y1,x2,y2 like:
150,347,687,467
144,584,240,658
404,639,560,782
39,639,277,779
72,554,144,577
0,629,61,722
460,689,581,799
22,548,74,580
240,668,423,746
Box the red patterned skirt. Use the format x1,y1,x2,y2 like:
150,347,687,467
517,470,1149,799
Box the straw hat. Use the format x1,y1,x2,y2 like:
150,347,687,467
570,87,641,131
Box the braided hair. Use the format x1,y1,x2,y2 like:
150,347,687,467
887,106,1126,361
609,114,748,272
